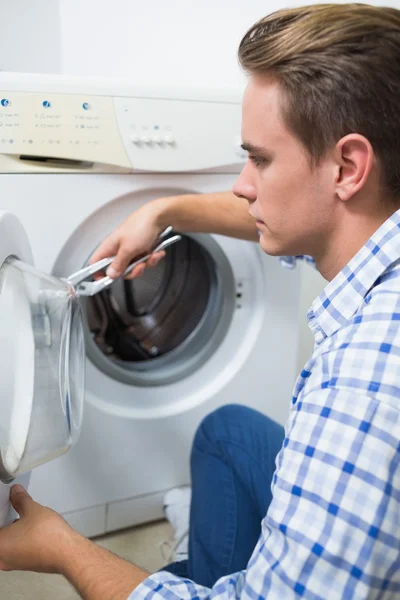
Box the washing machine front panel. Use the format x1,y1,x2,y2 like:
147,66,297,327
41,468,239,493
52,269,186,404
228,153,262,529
0,77,301,535
0,172,301,533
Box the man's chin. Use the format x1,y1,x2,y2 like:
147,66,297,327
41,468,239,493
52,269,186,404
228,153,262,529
258,234,284,257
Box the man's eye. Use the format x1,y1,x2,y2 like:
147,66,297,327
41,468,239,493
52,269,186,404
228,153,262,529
249,155,267,167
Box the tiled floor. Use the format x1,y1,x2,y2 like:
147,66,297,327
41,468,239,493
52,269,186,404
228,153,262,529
0,519,173,600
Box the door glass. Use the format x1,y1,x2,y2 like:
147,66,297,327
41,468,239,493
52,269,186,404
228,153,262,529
0,257,85,482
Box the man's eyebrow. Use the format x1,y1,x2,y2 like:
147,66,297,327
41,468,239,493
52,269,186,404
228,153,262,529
240,142,270,155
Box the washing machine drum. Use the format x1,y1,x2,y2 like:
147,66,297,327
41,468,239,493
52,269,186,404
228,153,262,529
87,236,212,362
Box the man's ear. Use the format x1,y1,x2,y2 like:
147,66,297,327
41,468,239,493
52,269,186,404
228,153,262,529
334,134,374,202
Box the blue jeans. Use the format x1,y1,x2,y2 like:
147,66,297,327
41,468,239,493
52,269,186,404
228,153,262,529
163,404,285,588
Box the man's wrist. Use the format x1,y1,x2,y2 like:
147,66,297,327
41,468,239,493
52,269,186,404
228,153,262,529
58,528,149,600
57,526,89,578
152,194,203,234
151,195,183,232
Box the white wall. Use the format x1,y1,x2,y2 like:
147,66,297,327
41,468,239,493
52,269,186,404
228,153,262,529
58,0,272,89
2,0,398,87
3,0,398,87
0,0,62,73
296,263,326,373
58,0,400,89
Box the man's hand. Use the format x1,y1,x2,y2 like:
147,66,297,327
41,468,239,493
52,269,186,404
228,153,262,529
0,485,150,600
0,484,75,573
90,201,167,281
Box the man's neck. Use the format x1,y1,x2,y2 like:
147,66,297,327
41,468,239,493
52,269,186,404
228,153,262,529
314,206,396,282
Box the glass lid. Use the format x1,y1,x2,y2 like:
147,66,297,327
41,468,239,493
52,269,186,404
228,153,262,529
0,257,85,483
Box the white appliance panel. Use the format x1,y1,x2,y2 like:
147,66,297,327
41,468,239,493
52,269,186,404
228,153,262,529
0,75,301,536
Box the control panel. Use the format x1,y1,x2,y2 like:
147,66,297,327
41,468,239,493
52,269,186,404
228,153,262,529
0,92,131,169
0,83,247,173
113,96,247,172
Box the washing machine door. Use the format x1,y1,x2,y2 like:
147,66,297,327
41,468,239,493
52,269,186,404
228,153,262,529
0,211,85,486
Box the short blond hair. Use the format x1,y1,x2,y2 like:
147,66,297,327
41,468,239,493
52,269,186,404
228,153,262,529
239,3,400,198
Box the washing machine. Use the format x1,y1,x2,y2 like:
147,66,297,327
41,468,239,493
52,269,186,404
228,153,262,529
0,73,301,537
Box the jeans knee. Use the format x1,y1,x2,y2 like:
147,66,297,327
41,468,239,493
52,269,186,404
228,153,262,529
192,404,254,456
191,403,284,461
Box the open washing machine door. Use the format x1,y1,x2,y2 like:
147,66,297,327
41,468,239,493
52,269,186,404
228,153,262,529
0,211,85,524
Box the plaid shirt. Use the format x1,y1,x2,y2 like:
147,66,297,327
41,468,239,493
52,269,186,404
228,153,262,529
130,210,400,600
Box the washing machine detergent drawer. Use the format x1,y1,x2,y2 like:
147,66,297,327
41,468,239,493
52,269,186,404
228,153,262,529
0,211,85,526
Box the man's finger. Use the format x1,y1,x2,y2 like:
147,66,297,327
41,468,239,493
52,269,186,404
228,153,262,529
0,560,11,572
124,263,146,280
89,237,121,280
124,251,166,280
147,251,166,267
106,246,141,279
9,485,33,517
89,237,119,265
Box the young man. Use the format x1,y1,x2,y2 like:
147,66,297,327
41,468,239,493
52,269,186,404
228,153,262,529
1,3,400,598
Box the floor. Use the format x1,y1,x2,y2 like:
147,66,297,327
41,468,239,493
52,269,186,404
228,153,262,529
0,519,173,600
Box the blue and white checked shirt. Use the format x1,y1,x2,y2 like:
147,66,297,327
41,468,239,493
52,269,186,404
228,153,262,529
130,210,400,599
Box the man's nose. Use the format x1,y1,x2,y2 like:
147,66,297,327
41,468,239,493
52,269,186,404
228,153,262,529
232,165,257,203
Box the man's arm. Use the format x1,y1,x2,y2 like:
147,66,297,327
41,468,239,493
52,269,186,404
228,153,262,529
0,485,149,600
158,192,258,241
89,191,258,279
61,531,149,600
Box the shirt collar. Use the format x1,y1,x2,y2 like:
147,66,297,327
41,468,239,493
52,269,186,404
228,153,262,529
309,209,400,342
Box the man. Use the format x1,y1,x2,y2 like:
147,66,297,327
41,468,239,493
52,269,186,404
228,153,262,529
1,3,400,598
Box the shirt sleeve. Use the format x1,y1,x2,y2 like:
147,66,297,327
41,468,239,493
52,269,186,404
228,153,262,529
128,387,400,600
128,569,245,600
